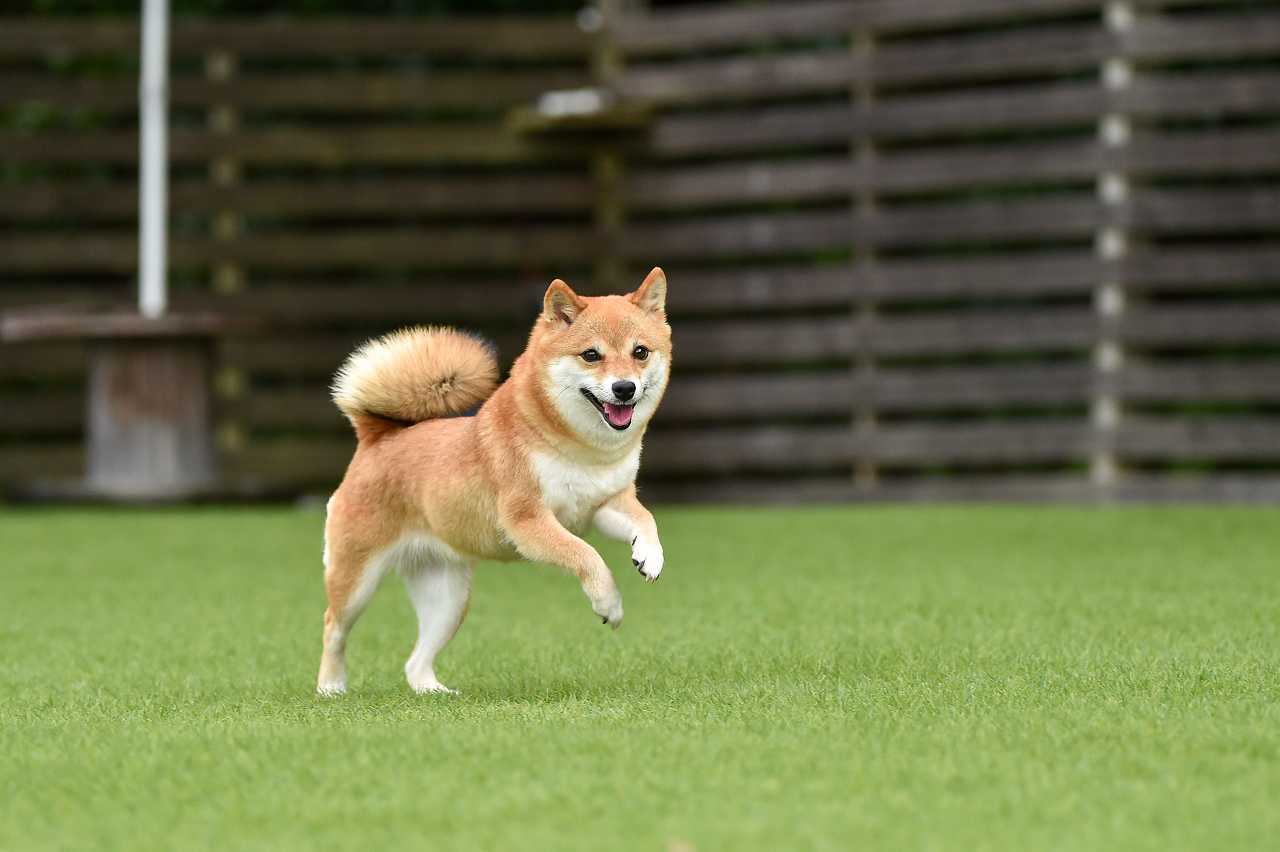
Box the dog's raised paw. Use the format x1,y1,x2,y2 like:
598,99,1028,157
631,536,664,583
590,588,624,629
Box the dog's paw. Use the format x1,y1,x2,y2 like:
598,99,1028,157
631,535,664,583
590,586,624,630
408,677,458,696
316,679,347,697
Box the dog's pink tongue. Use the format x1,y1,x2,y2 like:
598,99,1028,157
603,402,633,428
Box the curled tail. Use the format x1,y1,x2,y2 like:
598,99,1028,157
332,326,499,442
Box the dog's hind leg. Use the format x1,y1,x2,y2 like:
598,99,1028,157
317,544,390,696
401,559,473,695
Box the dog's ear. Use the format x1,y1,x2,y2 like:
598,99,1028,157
629,267,667,315
542,278,585,327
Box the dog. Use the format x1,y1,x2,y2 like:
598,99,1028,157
316,268,672,695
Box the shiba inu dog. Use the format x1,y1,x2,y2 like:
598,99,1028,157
316,268,671,695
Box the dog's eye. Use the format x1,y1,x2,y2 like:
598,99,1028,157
580,349,601,363
632,345,650,361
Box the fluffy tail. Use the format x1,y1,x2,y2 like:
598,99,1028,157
332,326,498,441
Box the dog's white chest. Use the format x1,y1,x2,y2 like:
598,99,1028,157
532,449,639,533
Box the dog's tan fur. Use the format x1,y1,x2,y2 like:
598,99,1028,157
317,268,672,695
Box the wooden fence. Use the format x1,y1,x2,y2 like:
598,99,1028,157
2,0,1279,502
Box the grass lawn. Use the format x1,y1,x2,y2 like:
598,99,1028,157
1,505,1277,851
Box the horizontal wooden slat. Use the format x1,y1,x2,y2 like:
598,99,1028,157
0,445,82,483
1118,417,1280,460
629,196,1100,259
188,281,545,324
0,224,593,272
225,437,351,484
2,175,593,222
873,308,1096,356
0,17,588,59
625,210,849,259
1126,128,1280,177
864,252,1099,300
862,419,1090,464
875,364,1094,409
613,0,1106,55
1129,188,1280,234
5,68,587,113
1126,71,1280,121
225,330,532,378
619,24,1108,106
674,307,1100,363
1127,246,1280,288
1122,362,1280,403
648,81,1103,157
0,390,82,435
627,156,852,209
667,266,850,313
673,316,854,366
636,252,1103,313
1122,305,1280,347
644,426,853,474
1111,474,1280,504
662,372,852,420
0,342,84,380
1128,11,1280,65
632,140,1095,207
0,125,575,166
864,196,1098,247
241,390,343,431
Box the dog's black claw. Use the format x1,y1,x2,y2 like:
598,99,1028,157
631,536,637,546
632,558,640,567
602,616,609,624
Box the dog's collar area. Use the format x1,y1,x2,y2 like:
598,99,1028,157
579,387,635,430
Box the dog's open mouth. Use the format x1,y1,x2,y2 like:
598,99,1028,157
580,388,634,430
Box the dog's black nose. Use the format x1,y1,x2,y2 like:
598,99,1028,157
612,380,636,401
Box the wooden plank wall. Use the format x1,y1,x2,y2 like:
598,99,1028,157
0,15,597,489
606,0,1280,502
2,1,1278,502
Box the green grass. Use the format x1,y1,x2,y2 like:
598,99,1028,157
2,505,1278,851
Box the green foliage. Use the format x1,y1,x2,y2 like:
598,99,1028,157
2,505,1278,850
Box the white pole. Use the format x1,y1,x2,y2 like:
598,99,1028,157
138,0,169,318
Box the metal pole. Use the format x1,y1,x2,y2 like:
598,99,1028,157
138,0,169,318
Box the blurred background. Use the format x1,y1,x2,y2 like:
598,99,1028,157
1,0,1278,504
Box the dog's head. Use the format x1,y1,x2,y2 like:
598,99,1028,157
529,267,672,447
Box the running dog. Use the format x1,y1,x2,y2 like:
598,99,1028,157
317,268,671,695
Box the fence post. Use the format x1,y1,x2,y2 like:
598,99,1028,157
205,48,246,464
1092,1,1134,499
851,26,879,491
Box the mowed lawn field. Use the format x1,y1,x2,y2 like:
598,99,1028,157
1,506,1277,851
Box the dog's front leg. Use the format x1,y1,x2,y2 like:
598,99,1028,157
503,505,623,629
594,486,664,583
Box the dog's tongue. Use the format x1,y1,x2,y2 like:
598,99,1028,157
603,402,634,428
